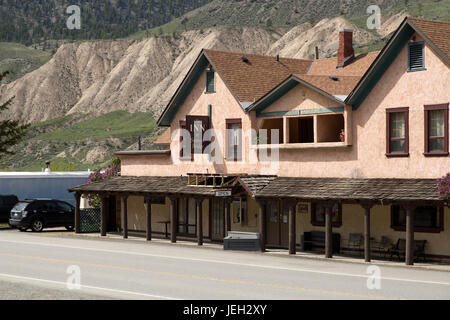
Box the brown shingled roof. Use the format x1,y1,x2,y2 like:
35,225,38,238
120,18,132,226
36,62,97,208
408,17,450,61
204,49,312,102
69,176,442,203
256,177,441,203
307,51,379,77
295,74,361,96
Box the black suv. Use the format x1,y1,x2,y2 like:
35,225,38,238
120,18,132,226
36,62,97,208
0,195,19,223
9,199,75,232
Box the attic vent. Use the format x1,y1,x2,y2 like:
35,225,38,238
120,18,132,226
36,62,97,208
408,42,425,71
329,76,339,81
241,56,249,63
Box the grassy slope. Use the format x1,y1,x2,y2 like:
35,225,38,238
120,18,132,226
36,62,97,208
132,0,450,46
0,42,51,82
0,111,160,172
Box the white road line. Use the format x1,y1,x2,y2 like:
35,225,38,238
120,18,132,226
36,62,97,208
0,273,179,300
1,238,449,287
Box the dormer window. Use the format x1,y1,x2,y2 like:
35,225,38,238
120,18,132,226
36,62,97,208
408,42,425,72
206,70,216,93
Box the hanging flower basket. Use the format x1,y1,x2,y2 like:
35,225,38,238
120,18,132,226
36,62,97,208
437,173,450,207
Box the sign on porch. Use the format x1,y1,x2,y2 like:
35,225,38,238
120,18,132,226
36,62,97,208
216,190,232,197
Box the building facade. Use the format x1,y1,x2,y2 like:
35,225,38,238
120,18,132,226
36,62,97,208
71,17,450,265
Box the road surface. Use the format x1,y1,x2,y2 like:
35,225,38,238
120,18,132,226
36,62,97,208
0,229,449,300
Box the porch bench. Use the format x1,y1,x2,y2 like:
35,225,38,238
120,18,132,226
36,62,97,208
301,231,341,254
389,239,427,262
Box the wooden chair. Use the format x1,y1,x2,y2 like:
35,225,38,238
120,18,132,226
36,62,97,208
389,239,427,262
347,233,363,255
371,236,392,259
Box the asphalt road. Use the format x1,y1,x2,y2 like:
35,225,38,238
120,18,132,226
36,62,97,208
0,229,450,300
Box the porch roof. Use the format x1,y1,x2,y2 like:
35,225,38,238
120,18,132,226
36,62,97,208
255,177,441,204
69,175,442,204
69,176,233,197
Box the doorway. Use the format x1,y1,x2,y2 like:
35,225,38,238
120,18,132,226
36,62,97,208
211,198,225,241
265,200,289,248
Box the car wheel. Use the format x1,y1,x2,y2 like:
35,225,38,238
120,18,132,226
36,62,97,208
65,226,74,231
31,219,44,232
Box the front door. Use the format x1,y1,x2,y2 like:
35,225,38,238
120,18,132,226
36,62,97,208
211,199,224,241
266,200,289,248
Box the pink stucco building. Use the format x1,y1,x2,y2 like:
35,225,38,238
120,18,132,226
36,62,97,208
71,17,450,265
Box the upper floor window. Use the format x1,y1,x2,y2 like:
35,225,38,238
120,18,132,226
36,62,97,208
424,104,449,156
386,107,409,157
408,42,425,72
206,70,216,93
391,205,444,233
226,119,242,161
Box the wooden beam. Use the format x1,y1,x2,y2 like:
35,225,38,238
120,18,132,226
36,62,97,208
405,205,416,266
287,200,297,255
121,195,128,239
224,198,232,236
196,198,203,246
100,195,107,237
169,196,177,243
145,198,152,241
362,204,373,263
74,192,81,234
257,200,267,252
324,204,333,258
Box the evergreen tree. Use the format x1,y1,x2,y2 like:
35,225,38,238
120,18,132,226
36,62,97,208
0,72,29,157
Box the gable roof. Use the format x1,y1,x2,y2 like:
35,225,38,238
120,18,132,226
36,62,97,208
157,49,313,126
157,17,448,128
346,17,450,109
204,49,312,103
408,18,450,61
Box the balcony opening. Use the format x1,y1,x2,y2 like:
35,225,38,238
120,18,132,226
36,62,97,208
261,118,283,144
288,117,314,143
317,114,345,143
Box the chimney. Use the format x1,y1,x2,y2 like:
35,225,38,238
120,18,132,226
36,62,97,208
314,46,319,60
337,29,354,68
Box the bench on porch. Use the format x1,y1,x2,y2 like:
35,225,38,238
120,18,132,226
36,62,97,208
389,239,427,262
301,231,341,254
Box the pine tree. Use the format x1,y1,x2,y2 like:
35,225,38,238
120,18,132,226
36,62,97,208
0,71,29,157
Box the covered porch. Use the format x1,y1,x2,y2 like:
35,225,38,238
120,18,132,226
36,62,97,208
68,174,259,247
249,177,445,266
69,175,446,266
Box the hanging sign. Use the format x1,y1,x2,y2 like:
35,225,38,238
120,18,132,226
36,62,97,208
215,190,232,197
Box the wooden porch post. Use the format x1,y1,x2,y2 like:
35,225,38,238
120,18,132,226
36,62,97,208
325,204,333,259
74,192,81,234
257,200,266,252
362,204,373,263
145,197,152,241
100,195,107,237
121,194,128,239
224,198,232,236
196,198,203,246
169,196,177,243
284,199,297,255
405,205,416,266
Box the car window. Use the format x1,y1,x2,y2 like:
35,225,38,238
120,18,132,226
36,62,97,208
12,202,29,211
57,202,72,212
